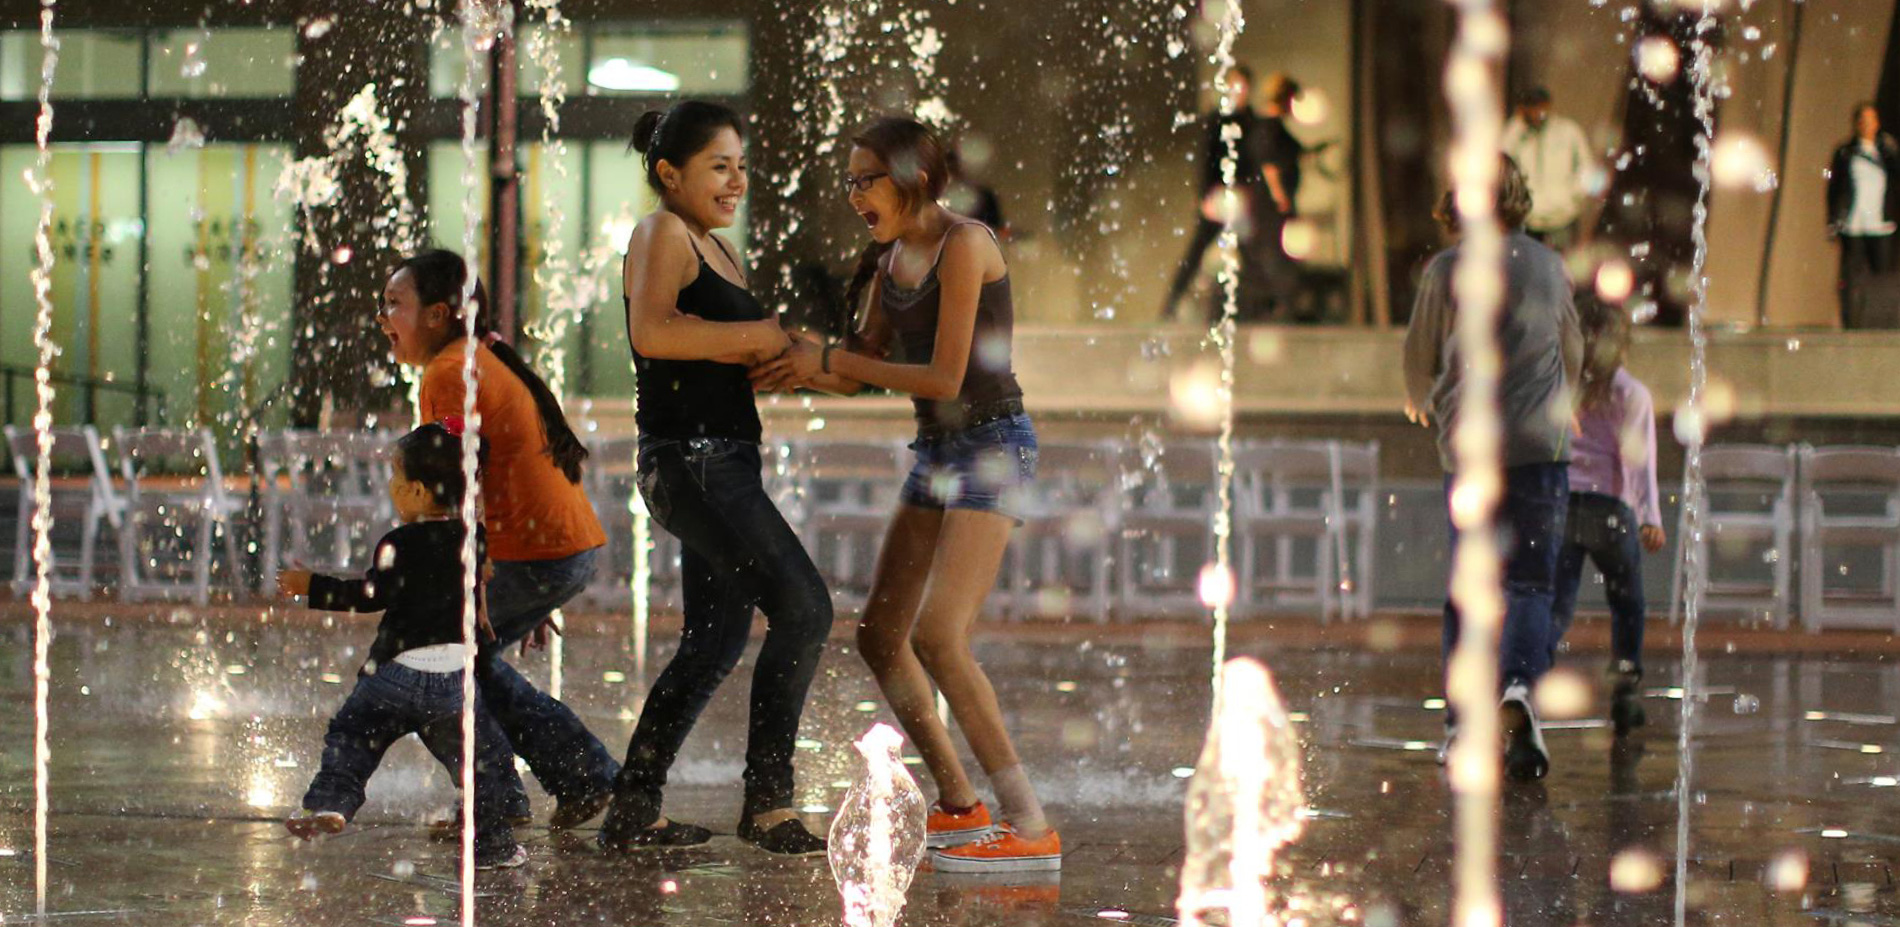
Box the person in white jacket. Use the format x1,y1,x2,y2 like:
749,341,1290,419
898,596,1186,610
1502,86,1596,252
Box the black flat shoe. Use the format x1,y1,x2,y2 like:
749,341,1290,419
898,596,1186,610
738,817,827,857
597,818,713,852
549,790,614,830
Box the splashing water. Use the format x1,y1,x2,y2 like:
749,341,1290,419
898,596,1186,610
1675,5,1720,924
1177,657,1304,927
828,724,928,927
25,1,60,916
454,1,502,920
1441,3,1510,927
1202,0,1244,689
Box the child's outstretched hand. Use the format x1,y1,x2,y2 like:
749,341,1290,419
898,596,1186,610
1640,525,1666,554
277,570,312,598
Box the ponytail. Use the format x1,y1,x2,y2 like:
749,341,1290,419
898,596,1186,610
840,240,893,338
397,248,590,484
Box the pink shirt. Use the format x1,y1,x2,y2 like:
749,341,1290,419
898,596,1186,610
1568,368,1662,527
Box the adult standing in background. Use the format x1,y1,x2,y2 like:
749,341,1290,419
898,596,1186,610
1249,72,1308,322
1502,86,1595,253
1161,64,1268,321
1827,103,1900,329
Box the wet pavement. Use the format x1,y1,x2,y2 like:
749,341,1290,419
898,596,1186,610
0,606,1893,925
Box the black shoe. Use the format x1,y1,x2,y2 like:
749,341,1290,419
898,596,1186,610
1500,683,1550,781
597,817,713,852
738,816,828,857
548,790,614,831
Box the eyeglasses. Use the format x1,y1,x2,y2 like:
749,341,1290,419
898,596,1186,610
841,172,889,194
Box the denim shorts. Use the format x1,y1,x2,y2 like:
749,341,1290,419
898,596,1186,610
900,413,1039,523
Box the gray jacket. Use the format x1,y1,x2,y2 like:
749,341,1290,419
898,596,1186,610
1403,231,1582,473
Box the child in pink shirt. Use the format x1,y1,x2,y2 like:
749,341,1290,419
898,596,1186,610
1548,297,1666,736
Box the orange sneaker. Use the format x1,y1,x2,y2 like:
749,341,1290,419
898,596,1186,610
929,824,1061,872
926,800,994,848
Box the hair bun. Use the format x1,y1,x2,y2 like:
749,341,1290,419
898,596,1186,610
631,111,664,155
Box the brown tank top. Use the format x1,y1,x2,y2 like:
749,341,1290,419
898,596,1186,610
879,220,1024,432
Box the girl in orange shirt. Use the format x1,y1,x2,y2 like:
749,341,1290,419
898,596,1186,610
379,249,619,830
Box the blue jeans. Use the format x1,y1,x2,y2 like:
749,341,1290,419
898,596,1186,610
900,412,1040,523
610,437,833,825
302,662,520,861
1442,462,1569,692
1549,492,1646,673
478,547,620,807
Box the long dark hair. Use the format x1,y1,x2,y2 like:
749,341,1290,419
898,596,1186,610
1576,292,1630,411
397,248,589,484
630,100,746,193
840,116,952,333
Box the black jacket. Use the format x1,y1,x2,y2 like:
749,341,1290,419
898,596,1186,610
1827,133,1900,232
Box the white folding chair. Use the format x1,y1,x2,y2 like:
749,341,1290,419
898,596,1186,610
1233,440,1339,619
1797,445,1900,631
258,429,394,595
6,425,124,600
1669,444,1796,628
113,427,244,604
1334,440,1381,620
781,439,905,611
1008,440,1122,621
1116,439,1219,618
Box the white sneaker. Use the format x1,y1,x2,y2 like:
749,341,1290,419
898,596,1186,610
1500,683,1549,781
476,845,529,870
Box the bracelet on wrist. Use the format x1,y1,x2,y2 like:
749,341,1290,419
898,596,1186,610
822,343,837,374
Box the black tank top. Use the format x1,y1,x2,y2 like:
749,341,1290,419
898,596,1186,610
625,233,764,443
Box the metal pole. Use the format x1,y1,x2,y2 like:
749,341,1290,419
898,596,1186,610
488,0,521,342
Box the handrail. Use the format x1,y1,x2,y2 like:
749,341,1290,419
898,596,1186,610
0,363,167,427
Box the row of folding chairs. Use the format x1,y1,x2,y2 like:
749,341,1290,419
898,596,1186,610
9,425,1379,621
6,425,244,604
581,436,1380,622
1667,443,1900,631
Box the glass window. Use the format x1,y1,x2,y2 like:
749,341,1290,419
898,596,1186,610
0,30,142,100
148,28,294,98
430,22,747,98
588,23,747,96
144,143,295,427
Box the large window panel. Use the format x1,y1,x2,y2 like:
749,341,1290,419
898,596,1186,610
0,144,144,425
146,143,294,428
0,30,142,100
147,28,295,98
588,23,747,96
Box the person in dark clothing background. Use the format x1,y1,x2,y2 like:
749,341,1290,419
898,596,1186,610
1827,102,1900,329
1161,64,1268,321
1249,72,1308,322
945,146,1009,240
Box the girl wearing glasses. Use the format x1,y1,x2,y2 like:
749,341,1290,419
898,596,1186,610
596,100,833,857
751,116,1058,872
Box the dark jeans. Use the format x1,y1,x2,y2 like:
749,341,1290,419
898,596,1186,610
1548,492,1646,672
1838,233,1894,328
614,437,834,821
1442,462,1569,694
479,546,620,807
1163,194,1295,322
302,662,520,860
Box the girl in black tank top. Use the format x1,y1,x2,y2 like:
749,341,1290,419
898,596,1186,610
599,101,834,859
748,116,1061,871
625,232,767,442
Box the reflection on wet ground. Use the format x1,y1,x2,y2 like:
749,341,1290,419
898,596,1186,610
0,608,1894,925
